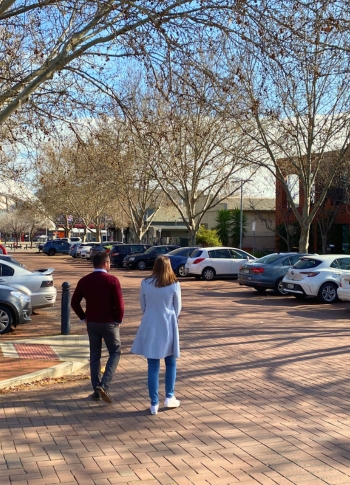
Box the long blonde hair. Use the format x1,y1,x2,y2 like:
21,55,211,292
147,255,177,288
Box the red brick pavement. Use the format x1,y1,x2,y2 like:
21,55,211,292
1,252,350,484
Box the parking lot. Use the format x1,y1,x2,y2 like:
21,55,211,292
1,252,350,484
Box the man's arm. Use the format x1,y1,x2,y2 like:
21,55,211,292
112,277,124,323
71,281,86,321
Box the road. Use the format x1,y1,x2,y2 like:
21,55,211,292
1,252,350,484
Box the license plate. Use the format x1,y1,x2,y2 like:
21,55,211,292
287,283,294,289
242,269,249,274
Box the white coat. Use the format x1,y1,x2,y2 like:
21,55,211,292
131,278,181,359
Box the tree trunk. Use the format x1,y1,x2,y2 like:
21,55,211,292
95,224,101,242
321,233,327,254
299,225,310,253
188,230,196,246
135,229,142,243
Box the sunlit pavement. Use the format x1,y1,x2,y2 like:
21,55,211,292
1,253,350,484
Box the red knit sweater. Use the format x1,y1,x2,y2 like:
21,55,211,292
71,271,124,323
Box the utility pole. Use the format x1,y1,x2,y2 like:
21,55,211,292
239,180,243,249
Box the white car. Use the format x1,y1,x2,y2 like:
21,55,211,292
337,273,350,302
282,254,350,303
75,243,93,258
80,243,101,259
185,247,256,281
0,259,57,309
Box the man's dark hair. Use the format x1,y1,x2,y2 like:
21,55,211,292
93,251,110,268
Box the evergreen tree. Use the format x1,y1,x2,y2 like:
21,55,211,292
214,209,232,246
231,208,248,247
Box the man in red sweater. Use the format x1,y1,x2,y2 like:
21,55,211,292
71,251,124,403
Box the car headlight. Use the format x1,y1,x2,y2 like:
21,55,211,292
129,257,135,261
11,291,31,303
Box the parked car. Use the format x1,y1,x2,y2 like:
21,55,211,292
167,247,198,276
238,252,309,296
110,244,151,267
90,241,124,261
185,247,256,281
337,273,350,302
68,243,81,258
282,254,350,303
76,242,97,258
0,284,32,334
42,240,71,256
0,255,25,268
123,245,180,270
58,237,82,244
0,259,56,309
80,242,103,259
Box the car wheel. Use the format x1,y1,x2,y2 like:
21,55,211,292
202,267,216,281
274,278,289,296
0,305,13,334
137,260,147,270
318,282,338,303
178,265,186,277
48,248,56,256
254,287,267,293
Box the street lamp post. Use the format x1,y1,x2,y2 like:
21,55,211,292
239,180,243,249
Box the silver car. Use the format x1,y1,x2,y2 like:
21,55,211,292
0,284,32,334
0,260,56,310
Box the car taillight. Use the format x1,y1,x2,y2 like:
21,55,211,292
252,268,264,274
114,252,120,256
193,258,205,264
300,271,320,277
41,281,53,287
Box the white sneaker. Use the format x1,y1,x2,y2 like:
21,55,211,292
150,403,159,415
164,396,180,408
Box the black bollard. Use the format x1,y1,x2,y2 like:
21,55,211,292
61,282,71,335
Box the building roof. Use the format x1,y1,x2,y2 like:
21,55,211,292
208,197,276,212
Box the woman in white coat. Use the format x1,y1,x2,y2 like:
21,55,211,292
131,255,182,415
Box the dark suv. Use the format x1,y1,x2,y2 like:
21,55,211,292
123,245,180,270
110,244,151,267
43,240,71,256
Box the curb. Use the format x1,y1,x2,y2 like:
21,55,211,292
0,360,90,390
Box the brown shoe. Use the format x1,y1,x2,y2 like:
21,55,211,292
96,386,112,404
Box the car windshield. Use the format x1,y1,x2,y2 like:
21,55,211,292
293,258,322,269
234,249,253,258
143,246,156,255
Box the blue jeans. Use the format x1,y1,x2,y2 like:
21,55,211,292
87,322,121,392
147,355,176,405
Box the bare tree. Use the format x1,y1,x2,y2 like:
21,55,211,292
0,1,243,131
35,135,116,241
92,117,166,243
218,5,350,252
0,209,28,244
132,76,255,245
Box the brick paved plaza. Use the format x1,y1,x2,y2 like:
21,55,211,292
1,253,350,484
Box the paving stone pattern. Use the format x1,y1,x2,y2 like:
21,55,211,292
13,344,59,361
1,253,350,484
